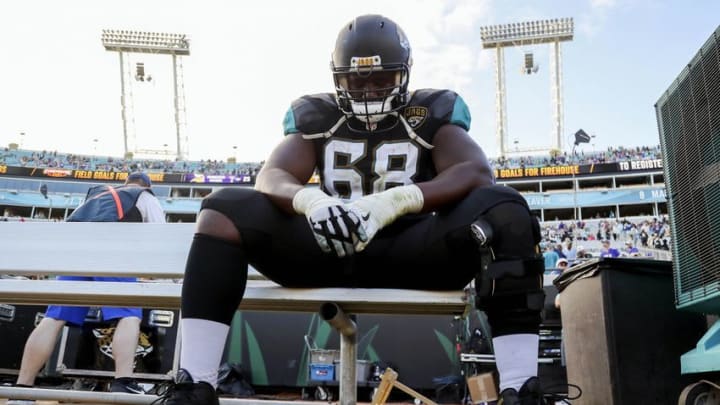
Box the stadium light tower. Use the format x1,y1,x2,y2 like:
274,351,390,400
480,18,573,157
102,30,190,160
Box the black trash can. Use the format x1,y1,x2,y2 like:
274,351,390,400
555,258,706,405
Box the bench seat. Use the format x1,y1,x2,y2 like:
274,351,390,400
0,279,471,315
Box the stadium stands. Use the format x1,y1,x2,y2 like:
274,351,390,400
0,144,673,255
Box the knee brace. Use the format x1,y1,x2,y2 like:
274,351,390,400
475,256,545,336
472,201,544,335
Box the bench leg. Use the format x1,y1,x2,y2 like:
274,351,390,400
339,329,358,405
320,302,357,405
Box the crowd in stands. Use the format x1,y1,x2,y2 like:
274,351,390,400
539,215,672,268
0,148,262,177
1,144,663,177
542,216,670,248
490,145,662,169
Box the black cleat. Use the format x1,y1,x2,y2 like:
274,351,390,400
498,377,546,405
110,377,145,394
151,368,219,405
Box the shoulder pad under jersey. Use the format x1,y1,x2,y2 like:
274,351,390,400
405,89,471,131
283,93,343,136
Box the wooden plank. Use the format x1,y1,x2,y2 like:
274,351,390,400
371,368,397,405
393,380,439,405
0,279,471,315
371,368,438,405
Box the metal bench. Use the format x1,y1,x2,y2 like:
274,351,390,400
0,221,473,405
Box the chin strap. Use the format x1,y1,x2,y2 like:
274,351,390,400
302,116,347,139
398,115,433,150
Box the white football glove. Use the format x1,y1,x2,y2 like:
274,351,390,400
292,188,366,258
346,184,424,252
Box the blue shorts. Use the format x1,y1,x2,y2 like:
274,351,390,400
44,276,143,326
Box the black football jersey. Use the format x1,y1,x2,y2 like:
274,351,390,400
283,89,471,201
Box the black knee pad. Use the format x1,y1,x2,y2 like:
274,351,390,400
476,257,545,336
479,201,541,259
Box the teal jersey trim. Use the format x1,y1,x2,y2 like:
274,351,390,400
450,95,471,130
283,106,297,135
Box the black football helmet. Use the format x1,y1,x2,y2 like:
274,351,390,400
331,15,412,124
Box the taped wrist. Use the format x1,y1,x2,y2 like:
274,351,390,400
362,184,424,223
383,184,424,215
292,188,333,215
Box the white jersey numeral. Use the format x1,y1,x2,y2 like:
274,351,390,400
323,139,419,201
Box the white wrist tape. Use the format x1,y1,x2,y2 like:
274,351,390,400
382,184,424,216
292,188,333,214
354,184,424,227
346,184,424,252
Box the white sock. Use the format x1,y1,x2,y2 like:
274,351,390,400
179,318,230,388
492,333,539,392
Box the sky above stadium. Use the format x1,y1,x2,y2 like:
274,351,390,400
1,0,718,163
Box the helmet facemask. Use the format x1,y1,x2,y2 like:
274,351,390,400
333,63,409,125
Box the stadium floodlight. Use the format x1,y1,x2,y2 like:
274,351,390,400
101,30,190,55
102,29,191,160
523,52,539,74
480,18,574,157
480,18,573,48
